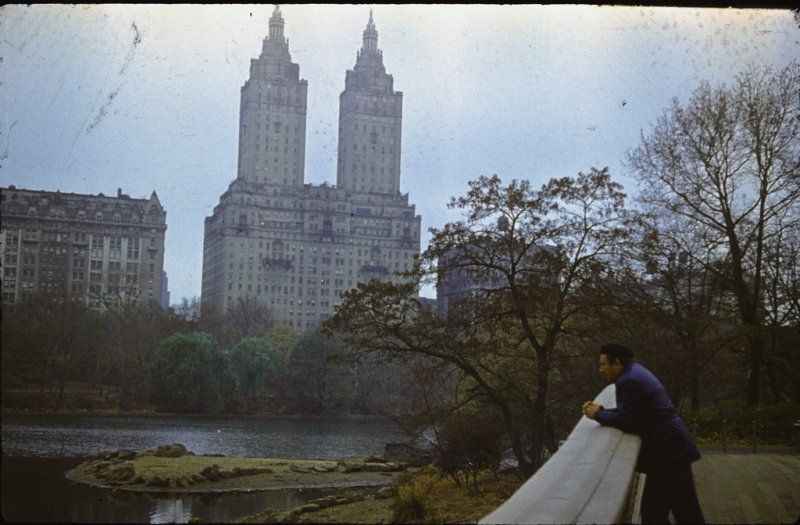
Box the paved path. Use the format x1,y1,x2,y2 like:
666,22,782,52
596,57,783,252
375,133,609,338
693,451,800,524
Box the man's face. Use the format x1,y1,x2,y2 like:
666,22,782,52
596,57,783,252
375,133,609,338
599,354,624,381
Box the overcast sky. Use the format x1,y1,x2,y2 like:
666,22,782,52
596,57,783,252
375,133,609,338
2,4,798,301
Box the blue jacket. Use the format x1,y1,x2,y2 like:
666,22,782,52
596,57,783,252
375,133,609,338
594,362,700,473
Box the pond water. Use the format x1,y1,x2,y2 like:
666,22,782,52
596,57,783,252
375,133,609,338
0,413,404,523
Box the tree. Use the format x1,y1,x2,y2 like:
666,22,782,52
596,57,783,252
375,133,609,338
198,296,275,349
616,211,737,409
174,296,202,324
627,64,800,406
229,337,283,410
434,401,506,490
265,322,300,363
197,299,227,344
147,332,230,412
227,296,274,344
286,330,355,414
761,220,800,401
0,285,92,399
389,361,506,489
101,301,179,408
349,352,430,416
329,168,634,474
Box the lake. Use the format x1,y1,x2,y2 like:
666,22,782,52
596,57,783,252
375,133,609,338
0,412,404,523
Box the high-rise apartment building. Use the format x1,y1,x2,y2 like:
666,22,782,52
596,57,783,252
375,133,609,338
202,7,421,332
0,186,167,310
336,11,403,195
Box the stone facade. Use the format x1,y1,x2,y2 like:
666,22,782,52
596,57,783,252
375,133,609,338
336,11,403,195
0,186,167,311
435,246,505,321
236,7,307,188
436,241,557,320
201,8,421,332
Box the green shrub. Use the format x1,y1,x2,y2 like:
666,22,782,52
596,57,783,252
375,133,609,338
147,332,233,412
682,397,800,446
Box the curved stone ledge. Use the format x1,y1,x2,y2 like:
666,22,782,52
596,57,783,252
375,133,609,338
481,384,641,524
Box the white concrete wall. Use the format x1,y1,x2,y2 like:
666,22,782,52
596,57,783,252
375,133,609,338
481,383,642,524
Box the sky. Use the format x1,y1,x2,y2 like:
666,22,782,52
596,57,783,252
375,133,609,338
1,4,798,302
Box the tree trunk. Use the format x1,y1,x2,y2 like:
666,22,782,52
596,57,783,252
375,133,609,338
765,349,780,403
496,398,533,477
746,333,763,407
690,340,700,410
529,349,550,472
724,204,764,408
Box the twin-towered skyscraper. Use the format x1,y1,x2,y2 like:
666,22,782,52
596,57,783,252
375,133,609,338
202,7,421,332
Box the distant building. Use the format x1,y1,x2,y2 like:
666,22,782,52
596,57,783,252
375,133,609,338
436,246,503,320
418,296,437,313
202,7,421,332
0,186,167,311
436,241,557,320
161,271,170,310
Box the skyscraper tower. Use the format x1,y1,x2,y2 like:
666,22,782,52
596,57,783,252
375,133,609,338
237,5,308,187
336,11,403,194
202,7,421,332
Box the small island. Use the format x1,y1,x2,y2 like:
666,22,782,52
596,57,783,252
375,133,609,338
63,442,519,523
66,443,411,493
64,442,466,523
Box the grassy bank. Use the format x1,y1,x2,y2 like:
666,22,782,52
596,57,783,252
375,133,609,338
238,467,524,524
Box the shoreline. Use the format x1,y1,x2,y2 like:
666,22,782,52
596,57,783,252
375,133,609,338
1,407,390,422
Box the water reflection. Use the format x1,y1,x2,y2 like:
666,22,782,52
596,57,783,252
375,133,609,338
1,416,401,523
151,499,192,524
2,456,360,523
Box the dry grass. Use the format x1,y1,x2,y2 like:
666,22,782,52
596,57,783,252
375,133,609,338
302,496,395,524
239,489,396,524
392,468,523,523
236,467,524,523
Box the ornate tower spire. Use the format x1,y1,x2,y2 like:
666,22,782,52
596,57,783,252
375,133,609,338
337,9,401,194
362,9,378,54
355,9,384,71
260,4,290,61
269,5,285,43
237,3,307,187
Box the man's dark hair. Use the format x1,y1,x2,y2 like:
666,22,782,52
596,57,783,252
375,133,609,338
600,344,635,365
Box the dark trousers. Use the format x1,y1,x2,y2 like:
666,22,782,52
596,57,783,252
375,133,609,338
642,461,705,524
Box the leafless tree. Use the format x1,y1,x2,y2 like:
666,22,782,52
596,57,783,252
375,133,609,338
627,64,800,406
615,211,738,409
174,296,202,323
226,295,274,343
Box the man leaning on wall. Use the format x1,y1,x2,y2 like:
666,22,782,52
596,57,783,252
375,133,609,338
583,344,706,524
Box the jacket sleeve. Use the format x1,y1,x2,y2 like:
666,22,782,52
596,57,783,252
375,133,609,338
594,377,645,434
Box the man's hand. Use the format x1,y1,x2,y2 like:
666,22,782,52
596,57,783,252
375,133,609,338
582,401,603,420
